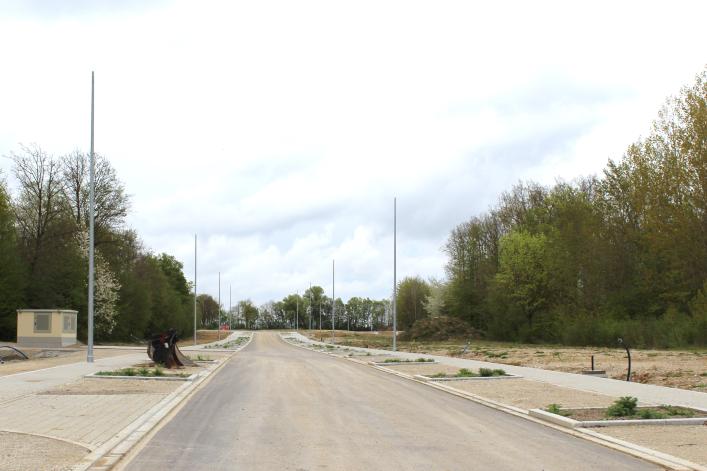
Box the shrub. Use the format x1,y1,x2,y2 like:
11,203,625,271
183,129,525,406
456,368,477,377
638,409,665,419
137,367,150,376
546,404,563,415
492,368,506,376
153,366,164,377
606,396,638,417
399,316,479,341
479,368,494,377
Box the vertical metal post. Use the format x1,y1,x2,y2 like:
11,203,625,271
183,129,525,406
393,197,397,352
229,284,232,331
218,272,221,341
87,71,95,363
309,283,312,330
296,291,299,331
194,234,197,346
332,259,335,343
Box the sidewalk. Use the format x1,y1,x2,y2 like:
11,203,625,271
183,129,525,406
0,352,147,404
289,333,707,410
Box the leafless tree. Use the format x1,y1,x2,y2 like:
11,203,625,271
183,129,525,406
9,144,66,273
61,150,130,235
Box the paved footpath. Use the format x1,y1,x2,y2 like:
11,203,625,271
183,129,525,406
292,333,707,411
121,332,658,471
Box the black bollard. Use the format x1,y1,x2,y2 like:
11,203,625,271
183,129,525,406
617,338,631,382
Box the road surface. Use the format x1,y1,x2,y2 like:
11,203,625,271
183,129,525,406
122,332,658,470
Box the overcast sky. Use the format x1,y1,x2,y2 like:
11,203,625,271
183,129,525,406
0,1,705,305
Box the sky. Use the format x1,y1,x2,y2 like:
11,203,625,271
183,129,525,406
0,0,705,305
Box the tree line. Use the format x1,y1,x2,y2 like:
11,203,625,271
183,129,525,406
410,68,707,348
0,146,195,342
197,286,391,331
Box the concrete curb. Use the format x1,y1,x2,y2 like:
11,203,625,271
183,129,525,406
71,334,254,471
371,360,439,365
414,373,522,381
281,335,707,471
529,408,707,428
84,372,197,381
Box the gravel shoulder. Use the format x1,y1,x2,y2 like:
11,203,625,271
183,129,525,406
0,431,89,471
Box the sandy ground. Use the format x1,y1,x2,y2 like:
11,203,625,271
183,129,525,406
445,378,619,410
0,348,140,376
0,431,89,471
303,330,707,391
599,425,707,466
39,378,181,395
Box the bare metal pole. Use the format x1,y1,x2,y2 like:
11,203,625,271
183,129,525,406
393,197,397,352
309,283,312,330
332,259,335,343
194,234,197,346
229,284,232,330
87,71,95,363
218,271,221,341
296,291,299,331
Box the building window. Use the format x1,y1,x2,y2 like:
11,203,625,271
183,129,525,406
34,313,51,333
63,314,76,333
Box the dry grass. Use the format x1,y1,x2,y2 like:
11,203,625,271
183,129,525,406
301,330,707,392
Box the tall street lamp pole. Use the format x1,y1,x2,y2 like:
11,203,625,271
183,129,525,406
332,259,335,344
194,234,197,345
218,272,221,341
87,71,96,363
393,197,397,352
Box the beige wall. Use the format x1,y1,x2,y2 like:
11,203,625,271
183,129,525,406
17,310,78,347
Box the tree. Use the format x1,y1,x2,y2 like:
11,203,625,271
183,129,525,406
396,277,431,331
0,175,26,339
61,151,130,239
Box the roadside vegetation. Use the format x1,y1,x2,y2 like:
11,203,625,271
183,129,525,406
545,396,701,421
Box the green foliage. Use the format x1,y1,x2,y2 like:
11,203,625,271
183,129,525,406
456,368,477,377
638,409,665,419
606,396,638,417
398,316,477,341
0,178,26,340
441,69,707,348
546,404,563,415
396,276,431,331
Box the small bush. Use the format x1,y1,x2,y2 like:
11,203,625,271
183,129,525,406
153,366,164,377
137,367,150,376
456,368,477,377
661,406,694,417
607,396,638,417
492,368,506,376
546,404,563,415
416,358,434,362
479,368,494,377
638,409,666,419
398,316,479,341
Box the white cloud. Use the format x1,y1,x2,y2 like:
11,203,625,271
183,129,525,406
0,0,705,303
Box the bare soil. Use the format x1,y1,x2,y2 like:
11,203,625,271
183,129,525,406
302,330,707,391
38,378,181,395
599,425,707,466
448,378,618,410
0,431,88,471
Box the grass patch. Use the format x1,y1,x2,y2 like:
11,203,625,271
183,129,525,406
94,366,187,378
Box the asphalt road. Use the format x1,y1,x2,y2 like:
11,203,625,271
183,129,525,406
122,332,658,471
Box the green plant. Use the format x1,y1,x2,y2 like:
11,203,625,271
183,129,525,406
492,368,506,376
546,404,563,415
479,368,494,377
606,396,638,417
456,368,477,377
137,367,150,376
661,406,694,417
153,366,164,377
638,409,666,419
430,372,448,378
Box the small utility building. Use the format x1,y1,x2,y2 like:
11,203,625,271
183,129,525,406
16,309,78,348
